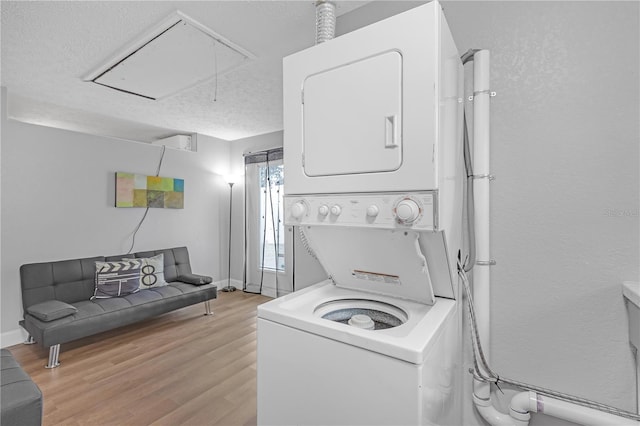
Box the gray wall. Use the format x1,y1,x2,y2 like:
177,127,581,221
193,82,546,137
340,1,639,424
447,0,638,420
0,88,231,344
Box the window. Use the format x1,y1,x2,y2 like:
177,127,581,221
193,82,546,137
244,148,291,296
258,163,284,271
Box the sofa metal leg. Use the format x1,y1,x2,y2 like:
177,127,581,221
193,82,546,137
23,335,36,345
204,300,214,316
45,344,60,369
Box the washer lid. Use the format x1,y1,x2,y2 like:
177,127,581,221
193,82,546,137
304,227,436,305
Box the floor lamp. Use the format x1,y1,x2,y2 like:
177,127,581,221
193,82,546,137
222,174,239,292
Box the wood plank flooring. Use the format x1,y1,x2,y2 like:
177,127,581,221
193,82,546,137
7,291,272,426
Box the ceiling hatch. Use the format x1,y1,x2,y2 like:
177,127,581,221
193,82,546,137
84,11,256,100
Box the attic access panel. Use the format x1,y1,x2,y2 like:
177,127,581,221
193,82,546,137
86,12,255,100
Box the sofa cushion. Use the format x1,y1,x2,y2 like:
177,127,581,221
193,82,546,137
92,260,141,299
23,282,217,347
26,300,77,322
125,253,167,289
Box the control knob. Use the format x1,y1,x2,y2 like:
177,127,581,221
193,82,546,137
395,199,421,224
318,205,329,216
330,205,342,216
290,201,307,219
366,205,379,218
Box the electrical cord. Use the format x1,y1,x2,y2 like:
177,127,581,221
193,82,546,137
126,145,166,254
462,110,476,272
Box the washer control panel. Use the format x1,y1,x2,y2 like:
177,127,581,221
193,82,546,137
284,192,436,230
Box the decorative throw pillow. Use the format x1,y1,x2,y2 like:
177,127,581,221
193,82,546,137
125,253,167,289
27,300,77,322
92,260,141,299
178,273,213,286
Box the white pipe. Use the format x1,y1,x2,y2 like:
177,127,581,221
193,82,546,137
516,391,640,426
468,48,640,426
472,49,491,401
473,393,529,426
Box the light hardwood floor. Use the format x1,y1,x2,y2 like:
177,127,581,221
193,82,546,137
7,290,272,426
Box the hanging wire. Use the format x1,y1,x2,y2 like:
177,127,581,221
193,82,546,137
126,145,166,254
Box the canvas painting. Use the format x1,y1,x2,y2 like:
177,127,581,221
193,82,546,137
115,172,184,209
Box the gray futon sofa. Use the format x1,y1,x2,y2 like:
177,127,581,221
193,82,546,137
19,247,216,368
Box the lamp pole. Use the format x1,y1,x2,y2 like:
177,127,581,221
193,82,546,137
222,180,237,292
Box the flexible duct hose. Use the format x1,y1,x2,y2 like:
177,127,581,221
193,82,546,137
315,1,336,44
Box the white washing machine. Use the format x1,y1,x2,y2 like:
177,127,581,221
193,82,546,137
257,281,461,426
257,194,463,425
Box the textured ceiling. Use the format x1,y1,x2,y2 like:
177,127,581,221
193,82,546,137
1,1,367,142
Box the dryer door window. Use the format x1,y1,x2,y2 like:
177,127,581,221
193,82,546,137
302,51,403,177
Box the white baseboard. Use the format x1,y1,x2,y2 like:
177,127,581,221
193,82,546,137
1,327,28,349
244,283,290,299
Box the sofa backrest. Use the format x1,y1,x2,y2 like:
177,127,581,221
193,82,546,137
20,256,105,309
138,247,193,282
20,247,193,310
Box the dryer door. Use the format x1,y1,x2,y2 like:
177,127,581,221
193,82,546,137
303,51,402,177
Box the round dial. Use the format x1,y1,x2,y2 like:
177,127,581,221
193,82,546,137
318,205,329,216
290,201,307,219
366,205,379,217
330,205,342,216
395,199,421,224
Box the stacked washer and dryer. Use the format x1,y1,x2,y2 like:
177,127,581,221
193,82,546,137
257,2,465,425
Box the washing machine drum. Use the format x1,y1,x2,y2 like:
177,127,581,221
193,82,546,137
314,299,408,330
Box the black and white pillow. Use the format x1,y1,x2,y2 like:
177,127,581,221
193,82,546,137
92,260,142,299
125,253,167,289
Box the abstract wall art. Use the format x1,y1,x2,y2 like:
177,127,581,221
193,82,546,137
115,172,184,209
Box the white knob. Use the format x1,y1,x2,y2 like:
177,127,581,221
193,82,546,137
395,199,421,223
290,201,307,219
330,205,342,216
318,205,329,216
366,205,379,218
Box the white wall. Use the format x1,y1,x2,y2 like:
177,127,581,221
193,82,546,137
339,1,639,424
0,88,232,346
